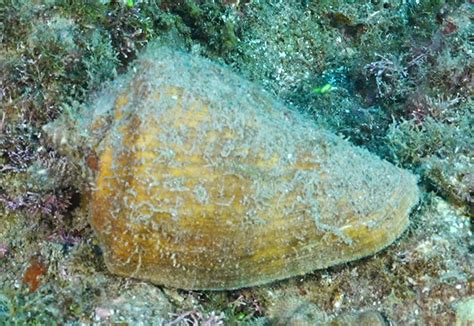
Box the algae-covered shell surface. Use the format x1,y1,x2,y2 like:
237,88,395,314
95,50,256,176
49,45,419,290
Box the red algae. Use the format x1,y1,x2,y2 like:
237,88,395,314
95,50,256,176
22,256,47,293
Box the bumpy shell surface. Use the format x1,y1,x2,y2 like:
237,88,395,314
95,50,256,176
68,46,419,290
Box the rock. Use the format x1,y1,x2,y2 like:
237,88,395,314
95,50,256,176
267,297,327,325
331,310,387,326
455,297,474,326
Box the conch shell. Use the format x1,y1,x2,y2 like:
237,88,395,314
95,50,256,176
47,45,419,290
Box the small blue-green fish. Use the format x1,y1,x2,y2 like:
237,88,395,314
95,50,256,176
312,83,335,94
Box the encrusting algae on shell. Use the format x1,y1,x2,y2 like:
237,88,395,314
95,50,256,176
45,44,420,290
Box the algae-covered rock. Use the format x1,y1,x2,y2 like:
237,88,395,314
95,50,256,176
267,297,327,325
331,310,387,326
455,297,474,326
45,44,419,290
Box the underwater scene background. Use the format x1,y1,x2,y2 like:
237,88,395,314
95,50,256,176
0,0,472,324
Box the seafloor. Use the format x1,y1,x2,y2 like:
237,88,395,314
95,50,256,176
0,1,472,324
